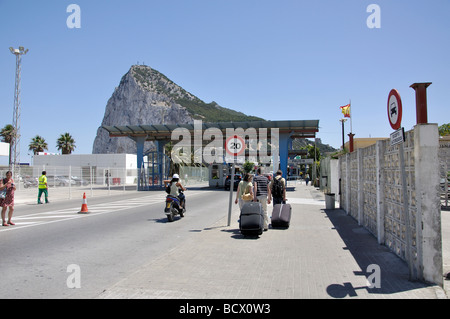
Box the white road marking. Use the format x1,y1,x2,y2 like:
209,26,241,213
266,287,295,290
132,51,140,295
0,191,212,233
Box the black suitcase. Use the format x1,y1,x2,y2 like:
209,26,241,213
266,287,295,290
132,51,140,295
239,202,264,236
271,203,291,228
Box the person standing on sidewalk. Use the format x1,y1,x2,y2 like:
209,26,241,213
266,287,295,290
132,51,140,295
253,168,271,231
270,170,286,205
38,171,49,204
1,171,16,226
305,173,310,186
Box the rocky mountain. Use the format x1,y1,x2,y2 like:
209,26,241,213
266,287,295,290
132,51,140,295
92,65,263,154
92,64,337,155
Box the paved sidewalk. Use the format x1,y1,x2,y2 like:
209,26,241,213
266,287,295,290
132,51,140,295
98,182,446,299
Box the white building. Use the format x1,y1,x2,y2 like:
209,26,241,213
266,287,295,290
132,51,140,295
0,142,9,157
33,153,137,185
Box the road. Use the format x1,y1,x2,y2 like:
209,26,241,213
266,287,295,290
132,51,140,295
0,187,233,298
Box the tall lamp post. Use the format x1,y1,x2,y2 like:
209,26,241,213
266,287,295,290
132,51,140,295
339,118,347,151
9,46,29,180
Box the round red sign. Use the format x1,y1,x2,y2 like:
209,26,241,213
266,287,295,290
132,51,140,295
387,89,402,130
225,135,245,157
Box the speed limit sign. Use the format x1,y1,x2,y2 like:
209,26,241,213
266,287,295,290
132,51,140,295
225,135,245,157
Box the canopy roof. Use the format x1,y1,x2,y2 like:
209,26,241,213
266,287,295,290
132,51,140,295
102,120,319,141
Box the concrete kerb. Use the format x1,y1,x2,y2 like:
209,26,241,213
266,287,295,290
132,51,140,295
99,182,445,299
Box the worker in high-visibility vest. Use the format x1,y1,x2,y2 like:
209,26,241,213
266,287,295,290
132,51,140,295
38,171,49,204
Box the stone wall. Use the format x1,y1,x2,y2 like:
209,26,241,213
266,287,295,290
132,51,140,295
439,137,450,209
338,124,442,286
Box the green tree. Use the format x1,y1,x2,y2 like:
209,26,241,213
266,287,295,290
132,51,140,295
242,160,255,174
165,141,180,176
301,144,321,180
29,135,48,155
0,124,16,166
56,133,76,154
439,123,450,137
305,144,321,161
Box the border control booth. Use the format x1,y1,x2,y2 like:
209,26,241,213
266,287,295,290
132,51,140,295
102,120,319,191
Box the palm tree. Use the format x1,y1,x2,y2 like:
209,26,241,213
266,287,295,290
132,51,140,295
0,124,16,166
165,141,180,176
29,135,48,155
56,133,76,154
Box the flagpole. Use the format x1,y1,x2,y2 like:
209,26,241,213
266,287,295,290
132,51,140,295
348,99,355,152
349,99,352,133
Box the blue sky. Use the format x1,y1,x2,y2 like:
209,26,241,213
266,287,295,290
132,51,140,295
0,0,449,165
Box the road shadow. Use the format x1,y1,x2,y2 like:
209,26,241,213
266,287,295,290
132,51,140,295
221,228,261,240
148,216,183,223
189,186,229,192
323,208,435,298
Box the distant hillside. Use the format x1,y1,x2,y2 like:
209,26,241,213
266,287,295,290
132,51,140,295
175,99,263,123
292,138,337,156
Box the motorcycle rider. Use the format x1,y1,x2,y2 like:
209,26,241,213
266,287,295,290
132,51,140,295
163,174,186,210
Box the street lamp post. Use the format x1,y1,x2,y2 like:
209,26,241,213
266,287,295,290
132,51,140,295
9,46,29,180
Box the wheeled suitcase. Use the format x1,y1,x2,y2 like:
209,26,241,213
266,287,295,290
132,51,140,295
271,203,291,228
240,202,264,236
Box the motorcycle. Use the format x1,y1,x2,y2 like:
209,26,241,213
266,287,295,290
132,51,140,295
164,190,185,222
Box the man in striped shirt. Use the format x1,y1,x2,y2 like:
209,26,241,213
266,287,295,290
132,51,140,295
253,168,271,231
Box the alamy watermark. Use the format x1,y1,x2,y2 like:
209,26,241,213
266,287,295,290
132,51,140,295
366,264,381,289
66,4,81,29
65,4,379,30
66,264,81,289
366,4,381,29
170,120,279,165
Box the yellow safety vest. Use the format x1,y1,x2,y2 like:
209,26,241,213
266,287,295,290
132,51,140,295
39,175,47,189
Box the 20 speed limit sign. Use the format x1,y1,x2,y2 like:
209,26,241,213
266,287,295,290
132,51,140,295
225,135,245,157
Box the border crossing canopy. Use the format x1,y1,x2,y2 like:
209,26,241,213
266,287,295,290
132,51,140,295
102,120,319,190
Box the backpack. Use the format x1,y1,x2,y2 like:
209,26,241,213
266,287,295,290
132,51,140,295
272,177,284,198
165,182,172,194
241,182,253,201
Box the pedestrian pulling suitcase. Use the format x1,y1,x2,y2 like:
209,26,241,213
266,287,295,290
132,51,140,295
240,202,264,236
271,203,291,228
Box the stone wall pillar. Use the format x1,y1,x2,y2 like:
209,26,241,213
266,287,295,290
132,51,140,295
414,123,442,286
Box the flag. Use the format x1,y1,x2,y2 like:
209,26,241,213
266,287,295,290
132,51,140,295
340,104,351,118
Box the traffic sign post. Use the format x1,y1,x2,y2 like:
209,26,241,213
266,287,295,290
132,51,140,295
387,88,413,279
226,135,244,226
390,127,405,146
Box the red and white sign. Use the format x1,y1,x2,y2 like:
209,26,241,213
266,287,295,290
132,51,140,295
387,89,402,130
225,135,245,157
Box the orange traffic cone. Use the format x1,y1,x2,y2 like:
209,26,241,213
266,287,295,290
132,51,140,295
78,193,90,214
